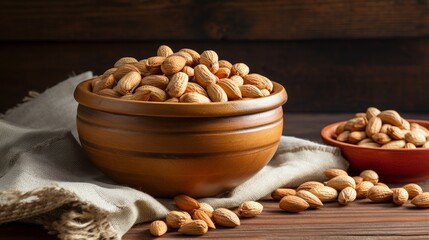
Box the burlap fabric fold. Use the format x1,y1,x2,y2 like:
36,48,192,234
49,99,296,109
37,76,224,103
0,72,348,239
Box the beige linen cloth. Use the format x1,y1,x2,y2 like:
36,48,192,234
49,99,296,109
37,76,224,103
0,72,348,239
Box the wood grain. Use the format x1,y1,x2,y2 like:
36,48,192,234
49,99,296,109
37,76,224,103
2,39,429,113
1,0,429,40
1,0,429,114
125,199,429,239
1,113,429,240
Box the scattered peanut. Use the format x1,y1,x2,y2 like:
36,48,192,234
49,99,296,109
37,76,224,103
270,169,428,213
403,183,423,199
174,194,200,212
360,170,379,184
149,220,168,237
279,195,310,212
213,208,241,227
323,168,348,179
411,192,429,208
367,185,393,202
178,220,208,235
356,181,374,199
271,188,296,200
192,209,216,229
297,181,324,191
150,169,428,237
392,188,409,206
166,210,192,229
338,187,357,205
296,190,323,208
309,186,338,203
237,201,264,218
326,175,356,191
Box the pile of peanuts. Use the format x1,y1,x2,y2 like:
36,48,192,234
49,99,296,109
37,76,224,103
148,168,429,237
335,107,429,148
90,45,275,103
148,195,263,236
271,169,429,213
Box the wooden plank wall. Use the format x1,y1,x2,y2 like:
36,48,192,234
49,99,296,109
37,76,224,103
1,0,428,113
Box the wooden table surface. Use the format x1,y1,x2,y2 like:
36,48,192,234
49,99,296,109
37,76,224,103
1,113,429,240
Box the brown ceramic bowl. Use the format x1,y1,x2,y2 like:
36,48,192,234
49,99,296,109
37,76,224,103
321,119,429,183
74,80,287,198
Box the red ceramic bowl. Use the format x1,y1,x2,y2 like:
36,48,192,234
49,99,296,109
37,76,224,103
321,119,429,183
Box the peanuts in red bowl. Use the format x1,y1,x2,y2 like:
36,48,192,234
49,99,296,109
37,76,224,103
321,118,429,183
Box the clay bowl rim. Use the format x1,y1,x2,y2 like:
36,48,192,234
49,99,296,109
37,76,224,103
321,119,429,152
74,80,288,118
